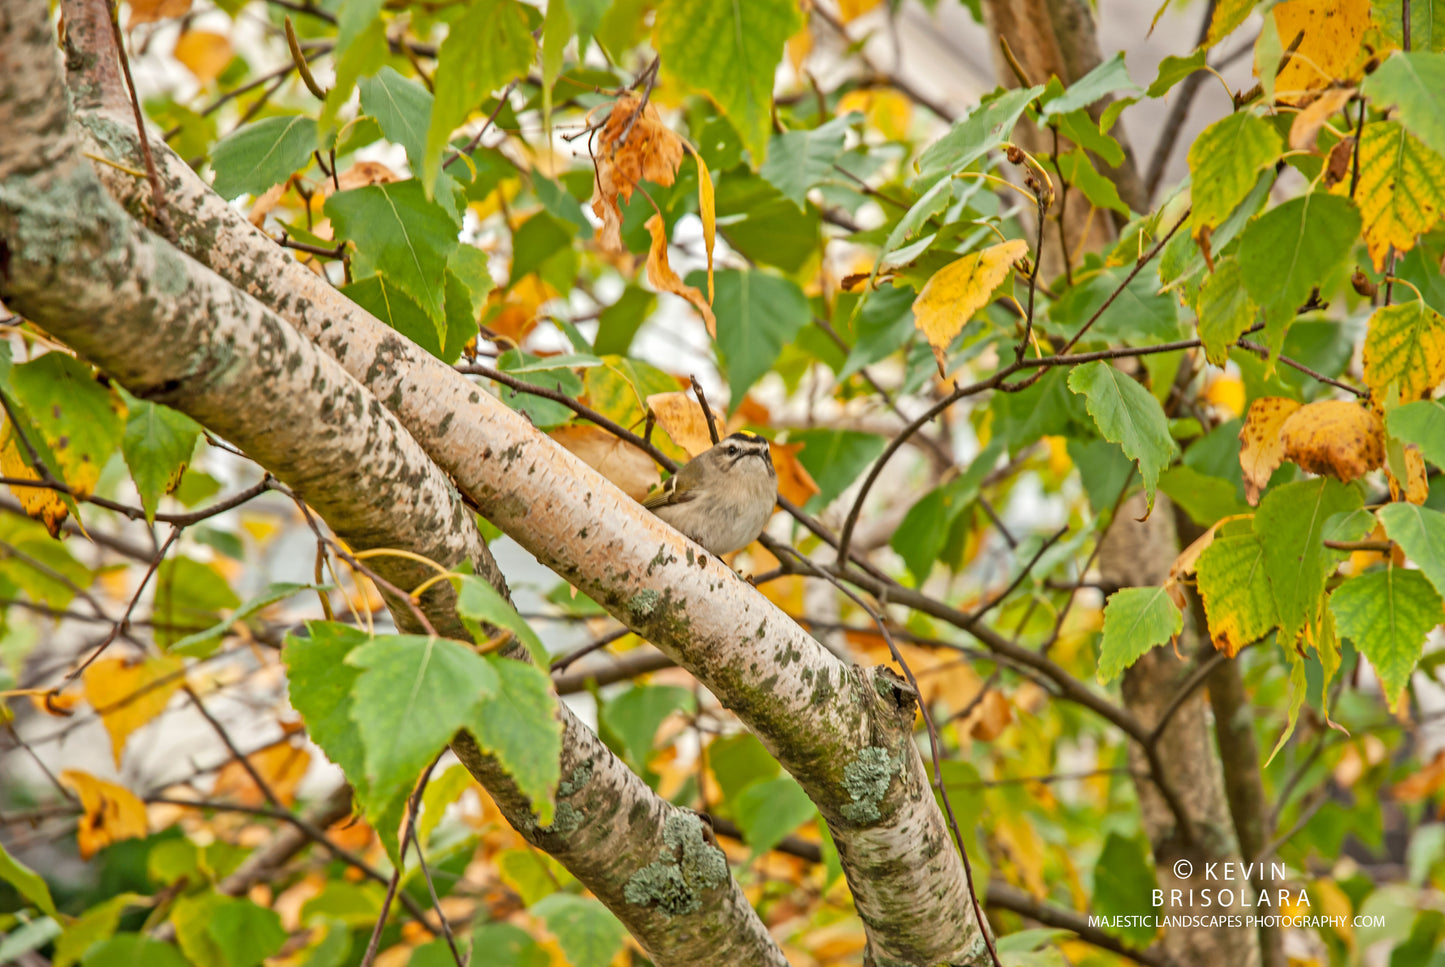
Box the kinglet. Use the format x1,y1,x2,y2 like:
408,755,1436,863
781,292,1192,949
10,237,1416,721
643,431,778,555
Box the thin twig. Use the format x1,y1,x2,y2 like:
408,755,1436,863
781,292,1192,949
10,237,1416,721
690,375,721,445
443,80,518,170
104,0,171,238
407,822,465,967
63,526,181,684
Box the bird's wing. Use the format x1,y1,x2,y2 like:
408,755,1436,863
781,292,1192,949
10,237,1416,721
641,474,695,509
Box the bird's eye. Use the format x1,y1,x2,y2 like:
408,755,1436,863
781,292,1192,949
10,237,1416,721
727,445,739,456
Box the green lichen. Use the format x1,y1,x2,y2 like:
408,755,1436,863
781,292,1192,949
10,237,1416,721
544,802,582,835
628,588,661,618
557,760,593,797
840,747,895,823
622,812,729,917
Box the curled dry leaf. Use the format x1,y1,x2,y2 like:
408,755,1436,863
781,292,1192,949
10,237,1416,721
1280,398,1384,483
550,424,660,501
590,93,685,252
483,274,558,344
1387,444,1429,505
912,239,1028,376
335,160,401,194
1239,396,1302,504
645,215,717,337
60,770,149,860
1163,515,1249,608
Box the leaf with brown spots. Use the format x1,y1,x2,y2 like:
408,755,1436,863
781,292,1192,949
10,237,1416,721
549,424,660,501
0,423,67,537
60,770,149,860
1280,399,1385,482
1362,298,1445,402
1269,0,1372,106
8,352,126,503
1387,444,1430,504
1347,121,1445,270
1239,396,1302,504
590,94,685,253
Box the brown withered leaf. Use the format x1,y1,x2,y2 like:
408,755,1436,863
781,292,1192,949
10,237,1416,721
1394,748,1445,809
1288,87,1355,150
1239,396,1302,504
1388,444,1430,505
1280,399,1384,483
645,215,716,336
335,160,400,193
590,94,685,252
1324,137,1355,188
60,770,149,860
550,424,660,501
770,440,820,506
646,392,720,456
966,689,1013,741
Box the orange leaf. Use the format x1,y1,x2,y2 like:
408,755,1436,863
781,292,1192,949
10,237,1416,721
1279,399,1384,483
212,743,312,808
83,655,186,767
483,274,558,345
60,770,149,859
966,689,1013,742
126,0,190,28
173,30,233,85
1287,87,1355,150
1269,0,1371,105
770,440,820,506
590,93,685,252
645,215,717,337
1239,396,1302,504
646,392,718,456
1,423,67,537
550,424,660,501
1395,749,1445,803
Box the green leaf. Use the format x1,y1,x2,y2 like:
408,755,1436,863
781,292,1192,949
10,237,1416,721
1196,257,1256,367
321,18,387,138
1158,465,1249,526
341,273,436,357
325,180,461,336
712,172,822,274
1092,834,1160,946
891,438,1003,582
733,775,817,857
600,684,694,772
532,895,626,967
840,285,916,379
1048,264,1182,345
789,428,888,510
1067,361,1179,512
593,286,656,356
1363,51,1445,160
283,622,375,817
455,574,549,665
1195,532,1279,653
472,657,561,824
1330,565,1442,710
1378,502,1445,599
1040,52,1141,117
0,839,57,916
541,0,572,137
121,397,201,524
1188,112,1283,235
706,269,810,404
0,917,60,963
654,0,802,165
347,634,500,817
358,67,432,174
1054,109,1125,167
208,897,287,967
82,935,190,967
11,352,125,496
154,557,241,647
1238,192,1362,350
760,114,853,210
54,893,145,967
210,115,317,199
470,923,549,967
1255,478,1361,643
1389,400,1445,469
1097,587,1182,683
494,350,582,429
708,731,779,801
916,85,1042,181
424,0,535,192
1371,0,1445,54
1055,149,1130,215
170,582,321,658
1147,49,1208,97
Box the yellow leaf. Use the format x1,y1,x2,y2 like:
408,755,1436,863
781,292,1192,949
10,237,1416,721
482,274,559,345
1202,374,1246,417
912,240,1028,375
837,88,912,141
645,215,717,337
212,743,312,807
695,151,715,304
786,24,813,74
1362,298,1445,402
173,30,233,85
126,0,190,28
1239,396,1302,505
1288,87,1355,150
60,770,149,859
1280,399,1384,483
0,423,67,538
1347,121,1445,271
1388,444,1430,504
646,392,718,456
550,424,660,501
839,0,886,21
1269,0,1371,105
83,655,186,767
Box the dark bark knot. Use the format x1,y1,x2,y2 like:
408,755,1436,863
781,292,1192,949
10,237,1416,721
622,811,729,917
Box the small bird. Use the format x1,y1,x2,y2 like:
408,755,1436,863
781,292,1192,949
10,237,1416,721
643,431,778,556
